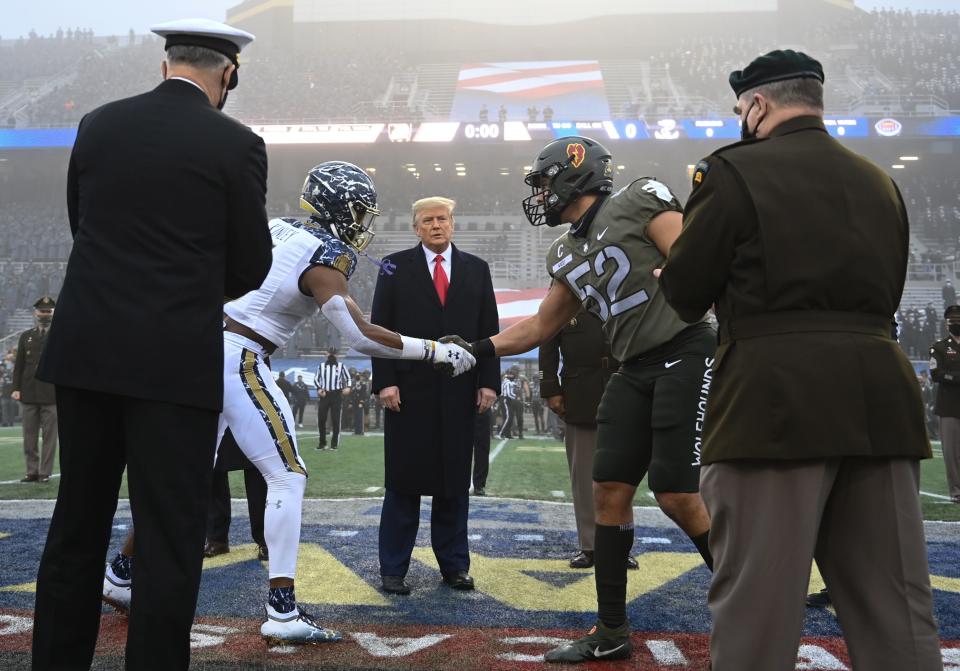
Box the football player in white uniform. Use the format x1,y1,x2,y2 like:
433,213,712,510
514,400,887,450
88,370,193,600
101,162,475,644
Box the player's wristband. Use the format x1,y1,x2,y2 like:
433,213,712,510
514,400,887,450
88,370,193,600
471,338,496,359
400,335,435,361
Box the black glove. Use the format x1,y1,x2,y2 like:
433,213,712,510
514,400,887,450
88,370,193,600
439,334,474,356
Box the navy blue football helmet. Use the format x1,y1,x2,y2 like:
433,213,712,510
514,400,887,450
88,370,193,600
300,161,380,252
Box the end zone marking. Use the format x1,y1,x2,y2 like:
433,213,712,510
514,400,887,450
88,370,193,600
646,639,689,665
497,636,570,662
330,530,359,537
514,534,544,542
640,537,672,545
351,632,451,657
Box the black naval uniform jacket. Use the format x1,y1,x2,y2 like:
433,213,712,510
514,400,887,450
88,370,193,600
930,337,960,418
660,115,929,464
539,309,618,426
12,327,56,405
38,79,272,411
370,244,500,497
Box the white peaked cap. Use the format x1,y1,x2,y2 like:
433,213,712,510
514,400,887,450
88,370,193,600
150,18,255,62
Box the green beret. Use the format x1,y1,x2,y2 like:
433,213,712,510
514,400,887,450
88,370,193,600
945,305,960,319
729,49,824,98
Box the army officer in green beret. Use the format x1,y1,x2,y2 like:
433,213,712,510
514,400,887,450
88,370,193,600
659,50,941,671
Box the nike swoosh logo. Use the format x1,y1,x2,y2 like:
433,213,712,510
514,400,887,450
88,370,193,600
597,227,609,240
593,644,626,658
664,360,682,368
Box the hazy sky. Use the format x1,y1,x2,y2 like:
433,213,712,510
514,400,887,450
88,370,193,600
1,0,956,40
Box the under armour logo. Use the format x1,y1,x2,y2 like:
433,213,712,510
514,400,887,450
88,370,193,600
266,500,282,510
377,257,396,276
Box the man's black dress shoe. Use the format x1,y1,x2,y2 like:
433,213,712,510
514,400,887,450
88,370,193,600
382,575,411,595
442,571,475,590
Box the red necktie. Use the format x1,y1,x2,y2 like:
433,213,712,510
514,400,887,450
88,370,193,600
433,255,449,306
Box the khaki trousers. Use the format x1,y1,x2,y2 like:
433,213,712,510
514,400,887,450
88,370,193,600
940,416,960,497
564,423,597,551
21,402,58,478
701,457,942,671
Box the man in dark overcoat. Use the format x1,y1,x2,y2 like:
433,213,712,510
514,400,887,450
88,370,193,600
371,196,499,595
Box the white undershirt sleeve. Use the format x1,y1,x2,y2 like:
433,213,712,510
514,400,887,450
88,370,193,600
319,294,430,360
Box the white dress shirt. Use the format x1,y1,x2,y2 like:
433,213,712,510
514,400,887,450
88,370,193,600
421,243,452,283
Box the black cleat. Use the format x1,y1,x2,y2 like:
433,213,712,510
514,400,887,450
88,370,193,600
544,621,632,663
626,555,639,570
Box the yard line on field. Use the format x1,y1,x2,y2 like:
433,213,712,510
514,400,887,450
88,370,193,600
550,490,565,498
488,439,509,465
364,486,383,493
0,474,60,485
921,490,952,501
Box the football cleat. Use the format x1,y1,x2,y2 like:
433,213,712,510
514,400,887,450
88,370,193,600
260,603,342,645
544,620,632,663
102,563,132,614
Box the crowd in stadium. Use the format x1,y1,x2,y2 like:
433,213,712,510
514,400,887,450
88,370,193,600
2,8,958,126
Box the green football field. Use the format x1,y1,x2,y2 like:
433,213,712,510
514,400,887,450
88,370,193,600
0,426,957,520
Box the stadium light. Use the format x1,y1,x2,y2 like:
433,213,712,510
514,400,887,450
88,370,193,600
366,167,376,174
891,164,905,169
435,166,442,172
899,156,919,161
617,165,625,170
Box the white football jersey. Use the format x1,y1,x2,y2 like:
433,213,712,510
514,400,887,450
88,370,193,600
224,217,357,347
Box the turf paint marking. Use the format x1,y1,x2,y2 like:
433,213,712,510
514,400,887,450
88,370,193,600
640,537,672,545
514,534,544,542
351,632,451,657
364,486,383,493
796,644,848,669
190,624,240,649
0,474,60,485
0,615,31,637
550,490,565,498
646,639,689,665
496,636,570,662
922,490,952,501
329,530,359,537
487,439,509,465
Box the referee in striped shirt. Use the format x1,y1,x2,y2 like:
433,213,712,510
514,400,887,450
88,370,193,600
315,349,352,450
498,367,523,439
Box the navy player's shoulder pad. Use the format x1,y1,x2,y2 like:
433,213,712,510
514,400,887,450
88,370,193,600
307,229,358,279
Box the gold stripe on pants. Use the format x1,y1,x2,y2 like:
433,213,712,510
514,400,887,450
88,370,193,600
240,350,305,476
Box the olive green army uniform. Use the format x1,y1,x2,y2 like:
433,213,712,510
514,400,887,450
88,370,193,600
13,325,58,480
539,309,618,551
660,116,940,671
930,335,960,498
546,177,714,493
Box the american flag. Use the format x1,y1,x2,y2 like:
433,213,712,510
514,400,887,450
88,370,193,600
457,61,604,98
496,288,549,328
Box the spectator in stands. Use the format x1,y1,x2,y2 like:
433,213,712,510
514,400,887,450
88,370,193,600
944,279,957,310
11,296,58,483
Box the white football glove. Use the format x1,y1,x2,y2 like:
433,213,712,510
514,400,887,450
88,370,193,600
428,340,477,377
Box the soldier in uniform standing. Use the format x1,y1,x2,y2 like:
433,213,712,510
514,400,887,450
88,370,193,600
12,296,58,483
540,308,635,570
454,135,715,663
352,368,368,435
659,50,941,671
930,304,960,503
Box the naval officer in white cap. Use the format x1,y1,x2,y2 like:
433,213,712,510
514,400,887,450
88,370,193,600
32,18,272,671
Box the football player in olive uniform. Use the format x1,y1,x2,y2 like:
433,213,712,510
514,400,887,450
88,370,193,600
457,136,715,663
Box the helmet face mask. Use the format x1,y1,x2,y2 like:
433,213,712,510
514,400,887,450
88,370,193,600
300,162,380,252
522,136,614,227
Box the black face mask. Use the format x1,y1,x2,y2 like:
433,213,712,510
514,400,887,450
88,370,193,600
949,323,960,337
740,101,760,141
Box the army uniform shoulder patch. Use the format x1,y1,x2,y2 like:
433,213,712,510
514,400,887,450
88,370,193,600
692,159,710,189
